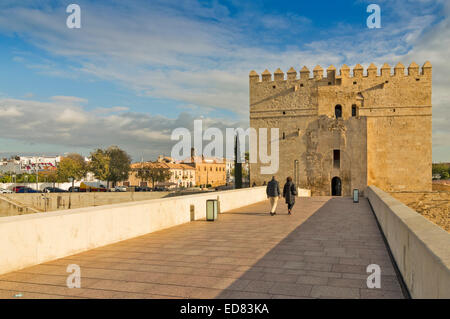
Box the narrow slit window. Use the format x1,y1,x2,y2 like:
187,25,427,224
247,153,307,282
333,150,340,169
335,105,342,118
352,105,357,117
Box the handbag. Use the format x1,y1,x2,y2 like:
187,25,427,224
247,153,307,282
291,183,298,196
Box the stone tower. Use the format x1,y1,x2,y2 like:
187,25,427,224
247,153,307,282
249,62,432,195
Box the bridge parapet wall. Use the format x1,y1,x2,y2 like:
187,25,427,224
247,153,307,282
0,187,267,276
367,185,450,298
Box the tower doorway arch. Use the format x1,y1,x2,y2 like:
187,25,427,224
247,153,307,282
331,176,342,196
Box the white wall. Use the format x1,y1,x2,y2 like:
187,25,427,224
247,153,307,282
0,187,267,276
0,182,79,191
366,186,450,299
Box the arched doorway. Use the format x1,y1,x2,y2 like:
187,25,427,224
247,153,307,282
331,177,342,196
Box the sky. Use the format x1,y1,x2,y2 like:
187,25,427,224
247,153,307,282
0,0,448,162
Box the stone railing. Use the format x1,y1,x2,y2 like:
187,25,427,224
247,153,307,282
0,187,267,276
366,185,450,298
0,194,40,217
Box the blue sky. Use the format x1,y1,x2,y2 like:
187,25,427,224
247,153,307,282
0,0,448,161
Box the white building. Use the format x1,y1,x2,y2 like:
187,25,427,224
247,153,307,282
19,156,61,172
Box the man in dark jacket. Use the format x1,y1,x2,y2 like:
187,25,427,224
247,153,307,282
283,176,298,215
266,176,281,216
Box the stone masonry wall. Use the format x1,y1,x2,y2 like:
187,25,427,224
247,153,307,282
249,62,432,195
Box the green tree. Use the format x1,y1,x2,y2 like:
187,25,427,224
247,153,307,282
136,164,171,189
432,163,450,179
89,149,110,182
106,146,131,187
0,174,12,183
38,170,60,186
231,167,248,179
57,153,87,182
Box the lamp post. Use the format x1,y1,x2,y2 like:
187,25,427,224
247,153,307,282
24,175,28,193
35,168,39,192
68,177,74,209
234,135,242,189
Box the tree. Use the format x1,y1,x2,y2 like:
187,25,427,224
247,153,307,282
136,164,171,189
432,163,450,180
38,170,60,187
89,149,110,182
57,153,87,182
231,167,248,179
106,146,131,187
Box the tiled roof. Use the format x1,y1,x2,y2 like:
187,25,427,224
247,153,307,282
131,162,194,170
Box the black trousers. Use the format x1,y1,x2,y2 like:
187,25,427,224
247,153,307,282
287,203,295,210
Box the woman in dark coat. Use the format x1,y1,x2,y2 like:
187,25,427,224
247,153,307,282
283,176,297,215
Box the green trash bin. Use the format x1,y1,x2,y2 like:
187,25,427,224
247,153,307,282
353,189,359,203
206,199,218,221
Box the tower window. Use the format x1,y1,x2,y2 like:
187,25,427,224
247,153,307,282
282,132,286,140
352,105,357,117
333,150,340,169
335,105,342,118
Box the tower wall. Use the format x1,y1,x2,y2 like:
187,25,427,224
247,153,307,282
249,62,432,195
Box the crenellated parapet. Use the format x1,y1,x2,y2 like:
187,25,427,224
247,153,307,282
249,61,432,83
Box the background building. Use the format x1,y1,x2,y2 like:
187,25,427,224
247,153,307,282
185,149,227,187
19,156,60,172
127,161,195,188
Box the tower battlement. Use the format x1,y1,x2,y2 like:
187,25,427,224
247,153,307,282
249,62,432,83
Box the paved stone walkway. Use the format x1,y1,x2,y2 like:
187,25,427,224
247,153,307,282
0,197,405,299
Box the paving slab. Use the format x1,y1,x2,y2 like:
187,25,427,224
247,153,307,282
0,197,405,299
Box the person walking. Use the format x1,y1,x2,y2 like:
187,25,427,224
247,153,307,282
266,176,281,216
283,176,298,215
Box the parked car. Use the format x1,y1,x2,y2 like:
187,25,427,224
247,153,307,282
154,187,169,191
43,187,67,193
13,186,40,193
112,185,127,192
68,186,85,192
140,187,153,192
0,189,13,194
79,182,107,192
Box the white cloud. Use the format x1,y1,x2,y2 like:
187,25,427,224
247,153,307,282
50,96,88,105
56,108,88,125
0,96,245,160
0,0,448,160
0,106,23,118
